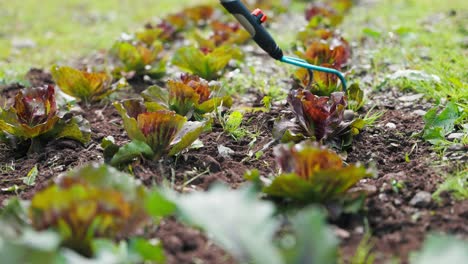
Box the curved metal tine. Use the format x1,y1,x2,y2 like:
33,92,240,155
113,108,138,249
283,56,308,63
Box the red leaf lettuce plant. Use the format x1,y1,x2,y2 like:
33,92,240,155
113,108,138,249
29,164,149,256
274,89,364,149
135,21,177,45
106,99,207,165
161,4,214,32
0,85,90,153
172,43,242,80
111,40,166,80
51,65,114,104
293,37,351,95
142,74,232,120
194,20,251,48
305,2,343,27
246,141,372,205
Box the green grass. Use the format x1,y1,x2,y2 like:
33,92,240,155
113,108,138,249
0,0,207,82
341,0,467,104
433,169,468,202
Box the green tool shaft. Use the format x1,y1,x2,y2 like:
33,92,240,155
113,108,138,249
281,56,347,92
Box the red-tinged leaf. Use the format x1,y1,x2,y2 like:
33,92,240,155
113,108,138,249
288,89,346,141
14,85,57,127
1,86,59,139
209,20,251,46
180,74,211,103
122,99,148,119
0,86,90,151
304,41,332,66
259,142,373,203
143,75,230,120
136,21,176,45
305,3,343,27
164,13,187,30
274,143,343,180
330,37,351,69
114,100,147,141
299,37,351,70
185,5,214,23
155,20,177,40
136,111,186,158
330,0,353,13
51,66,113,102
136,28,164,46
30,164,149,256
167,80,200,117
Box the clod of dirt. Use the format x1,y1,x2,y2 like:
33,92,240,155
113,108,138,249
409,191,432,208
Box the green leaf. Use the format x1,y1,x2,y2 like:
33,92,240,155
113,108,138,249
423,102,460,144
145,59,167,79
54,115,91,144
173,185,283,264
169,120,206,156
197,96,233,113
141,85,169,105
225,111,243,133
283,207,338,264
110,140,154,166
172,47,207,77
433,170,468,202
114,100,146,142
410,235,468,264
172,45,237,80
145,189,176,219
101,136,120,163
129,238,165,263
23,165,38,186
112,41,162,73
264,173,318,201
347,83,365,111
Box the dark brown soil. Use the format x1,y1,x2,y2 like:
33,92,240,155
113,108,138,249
341,108,468,263
154,218,235,264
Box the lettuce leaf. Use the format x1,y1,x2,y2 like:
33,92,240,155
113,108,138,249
172,45,240,80
51,66,113,103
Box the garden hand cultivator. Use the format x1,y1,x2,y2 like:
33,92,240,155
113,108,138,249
220,0,347,91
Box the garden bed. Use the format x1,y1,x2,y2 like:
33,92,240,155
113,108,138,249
1,0,467,263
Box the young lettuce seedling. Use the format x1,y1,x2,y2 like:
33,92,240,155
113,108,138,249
298,37,351,69
245,141,373,204
305,2,344,27
274,89,364,150
292,36,351,95
172,44,241,80
107,99,207,165
111,40,166,80
0,85,90,153
51,65,114,104
142,74,232,120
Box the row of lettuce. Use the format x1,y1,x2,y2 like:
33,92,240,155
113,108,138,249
0,0,465,263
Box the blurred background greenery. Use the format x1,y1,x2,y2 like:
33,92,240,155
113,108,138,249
0,0,210,82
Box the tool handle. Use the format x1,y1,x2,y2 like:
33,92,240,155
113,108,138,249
220,0,283,60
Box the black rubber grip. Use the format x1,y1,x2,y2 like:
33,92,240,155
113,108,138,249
220,0,283,60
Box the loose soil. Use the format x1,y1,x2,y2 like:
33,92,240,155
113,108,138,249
1,2,467,263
